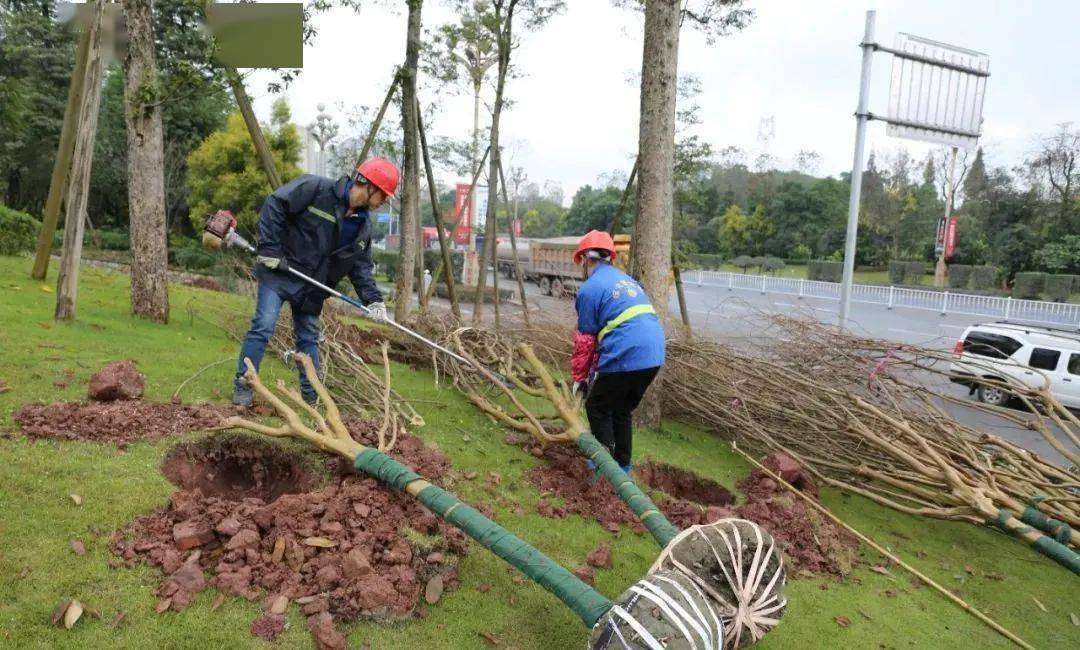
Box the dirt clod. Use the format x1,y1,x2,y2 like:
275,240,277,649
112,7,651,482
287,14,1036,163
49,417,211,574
14,400,230,444
112,424,466,647
586,542,612,569
88,360,144,401
736,459,857,575
251,613,287,641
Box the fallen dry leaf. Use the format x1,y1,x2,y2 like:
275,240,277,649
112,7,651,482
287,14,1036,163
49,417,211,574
271,537,286,563
302,536,337,548
110,611,127,627
155,598,172,614
869,565,890,576
479,631,501,646
833,615,851,628
464,471,478,480
269,595,288,615
40,285,54,293
69,494,82,506
1070,613,1079,626
1032,596,1047,612
63,600,84,629
0,381,10,394
210,593,226,611
856,608,873,621
70,540,86,556
477,584,492,593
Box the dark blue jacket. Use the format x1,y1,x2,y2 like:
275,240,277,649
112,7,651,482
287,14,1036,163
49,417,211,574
575,263,666,373
254,174,382,315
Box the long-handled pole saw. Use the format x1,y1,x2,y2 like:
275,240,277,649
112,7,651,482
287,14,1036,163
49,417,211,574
202,212,506,385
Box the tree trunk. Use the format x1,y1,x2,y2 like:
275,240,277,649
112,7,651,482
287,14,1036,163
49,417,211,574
472,8,513,326
32,23,91,280
123,0,170,323
226,68,281,190
497,160,530,325
632,0,680,427
55,0,107,321
394,0,423,322
357,73,400,166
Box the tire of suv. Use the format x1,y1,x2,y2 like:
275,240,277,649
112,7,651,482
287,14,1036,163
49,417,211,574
977,384,1009,407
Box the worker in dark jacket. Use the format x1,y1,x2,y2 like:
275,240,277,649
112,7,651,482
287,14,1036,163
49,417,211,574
232,158,399,407
570,230,666,473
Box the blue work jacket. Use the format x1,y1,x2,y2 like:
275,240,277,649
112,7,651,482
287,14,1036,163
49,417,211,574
575,263,666,374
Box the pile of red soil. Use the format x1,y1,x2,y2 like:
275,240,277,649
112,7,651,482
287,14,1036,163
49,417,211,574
525,438,857,576
88,360,145,401
112,425,467,648
734,454,859,576
521,437,734,535
14,400,232,444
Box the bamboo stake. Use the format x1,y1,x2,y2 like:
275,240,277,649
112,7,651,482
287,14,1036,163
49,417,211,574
731,443,1034,650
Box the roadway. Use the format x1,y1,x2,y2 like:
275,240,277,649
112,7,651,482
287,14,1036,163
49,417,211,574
421,270,1074,468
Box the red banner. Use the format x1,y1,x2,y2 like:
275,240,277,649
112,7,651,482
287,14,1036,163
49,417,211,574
453,225,470,245
454,183,472,226
944,217,958,259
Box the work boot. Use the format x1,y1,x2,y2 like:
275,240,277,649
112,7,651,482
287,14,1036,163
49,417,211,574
302,391,319,407
232,383,253,408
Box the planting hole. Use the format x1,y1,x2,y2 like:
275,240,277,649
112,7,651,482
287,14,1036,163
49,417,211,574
636,462,735,507
162,436,322,503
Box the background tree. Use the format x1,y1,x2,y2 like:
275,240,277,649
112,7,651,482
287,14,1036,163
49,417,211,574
185,99,301,234
1027,123,1079,238
471,0,565,323
123,0,170,322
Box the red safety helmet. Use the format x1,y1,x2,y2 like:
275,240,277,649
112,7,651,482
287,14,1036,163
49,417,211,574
355,157,400,198
573,230,618,265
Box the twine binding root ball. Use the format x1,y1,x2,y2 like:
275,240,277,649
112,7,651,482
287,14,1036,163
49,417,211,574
589,569,725,649
649,519,787,648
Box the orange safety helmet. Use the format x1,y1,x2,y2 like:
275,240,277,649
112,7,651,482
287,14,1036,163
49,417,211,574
573,229,618,265
355,157,400,198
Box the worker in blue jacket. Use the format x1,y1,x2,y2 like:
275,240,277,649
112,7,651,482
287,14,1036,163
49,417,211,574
570,230,666,473
232,158,399,407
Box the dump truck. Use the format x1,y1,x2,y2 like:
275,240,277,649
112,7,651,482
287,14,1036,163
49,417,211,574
496,235,631,297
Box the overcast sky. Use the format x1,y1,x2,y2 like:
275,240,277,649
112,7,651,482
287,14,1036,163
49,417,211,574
248,0,1080,202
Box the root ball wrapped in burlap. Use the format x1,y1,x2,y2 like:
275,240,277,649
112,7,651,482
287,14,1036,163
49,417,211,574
650,518,787,648
589,569,725,649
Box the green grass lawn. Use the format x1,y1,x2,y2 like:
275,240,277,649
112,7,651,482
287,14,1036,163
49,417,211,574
0,255,1075,649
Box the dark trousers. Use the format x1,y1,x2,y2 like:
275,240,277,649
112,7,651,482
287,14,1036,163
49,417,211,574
585,366,660,466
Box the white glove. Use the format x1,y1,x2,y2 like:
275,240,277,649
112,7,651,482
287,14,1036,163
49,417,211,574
365,301,388,321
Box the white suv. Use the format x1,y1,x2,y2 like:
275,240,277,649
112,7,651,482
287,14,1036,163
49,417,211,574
949,322,1080,409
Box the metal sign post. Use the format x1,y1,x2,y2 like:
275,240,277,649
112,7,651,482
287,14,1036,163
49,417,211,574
839,11,877,327
838,10,990,328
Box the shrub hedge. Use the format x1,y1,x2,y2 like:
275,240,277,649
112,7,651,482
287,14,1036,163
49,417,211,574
1012,272,1046,299
0,204,41,255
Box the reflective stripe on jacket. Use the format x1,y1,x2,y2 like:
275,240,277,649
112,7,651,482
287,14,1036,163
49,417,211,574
574,263,666,374
254,174,382,314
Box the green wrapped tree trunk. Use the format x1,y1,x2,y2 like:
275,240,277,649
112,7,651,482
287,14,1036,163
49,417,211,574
354,448,613,626
576,431,680,547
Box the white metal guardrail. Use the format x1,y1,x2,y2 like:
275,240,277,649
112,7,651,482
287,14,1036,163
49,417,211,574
690,270,1080,327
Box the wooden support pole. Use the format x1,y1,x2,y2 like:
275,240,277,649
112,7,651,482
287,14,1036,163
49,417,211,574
55,0,107,321
357,72,401,166
496,159,531,325
32,20,92,280
732,443,1034,650
416,98,460,318
226,67,282,189
608,157,638,236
